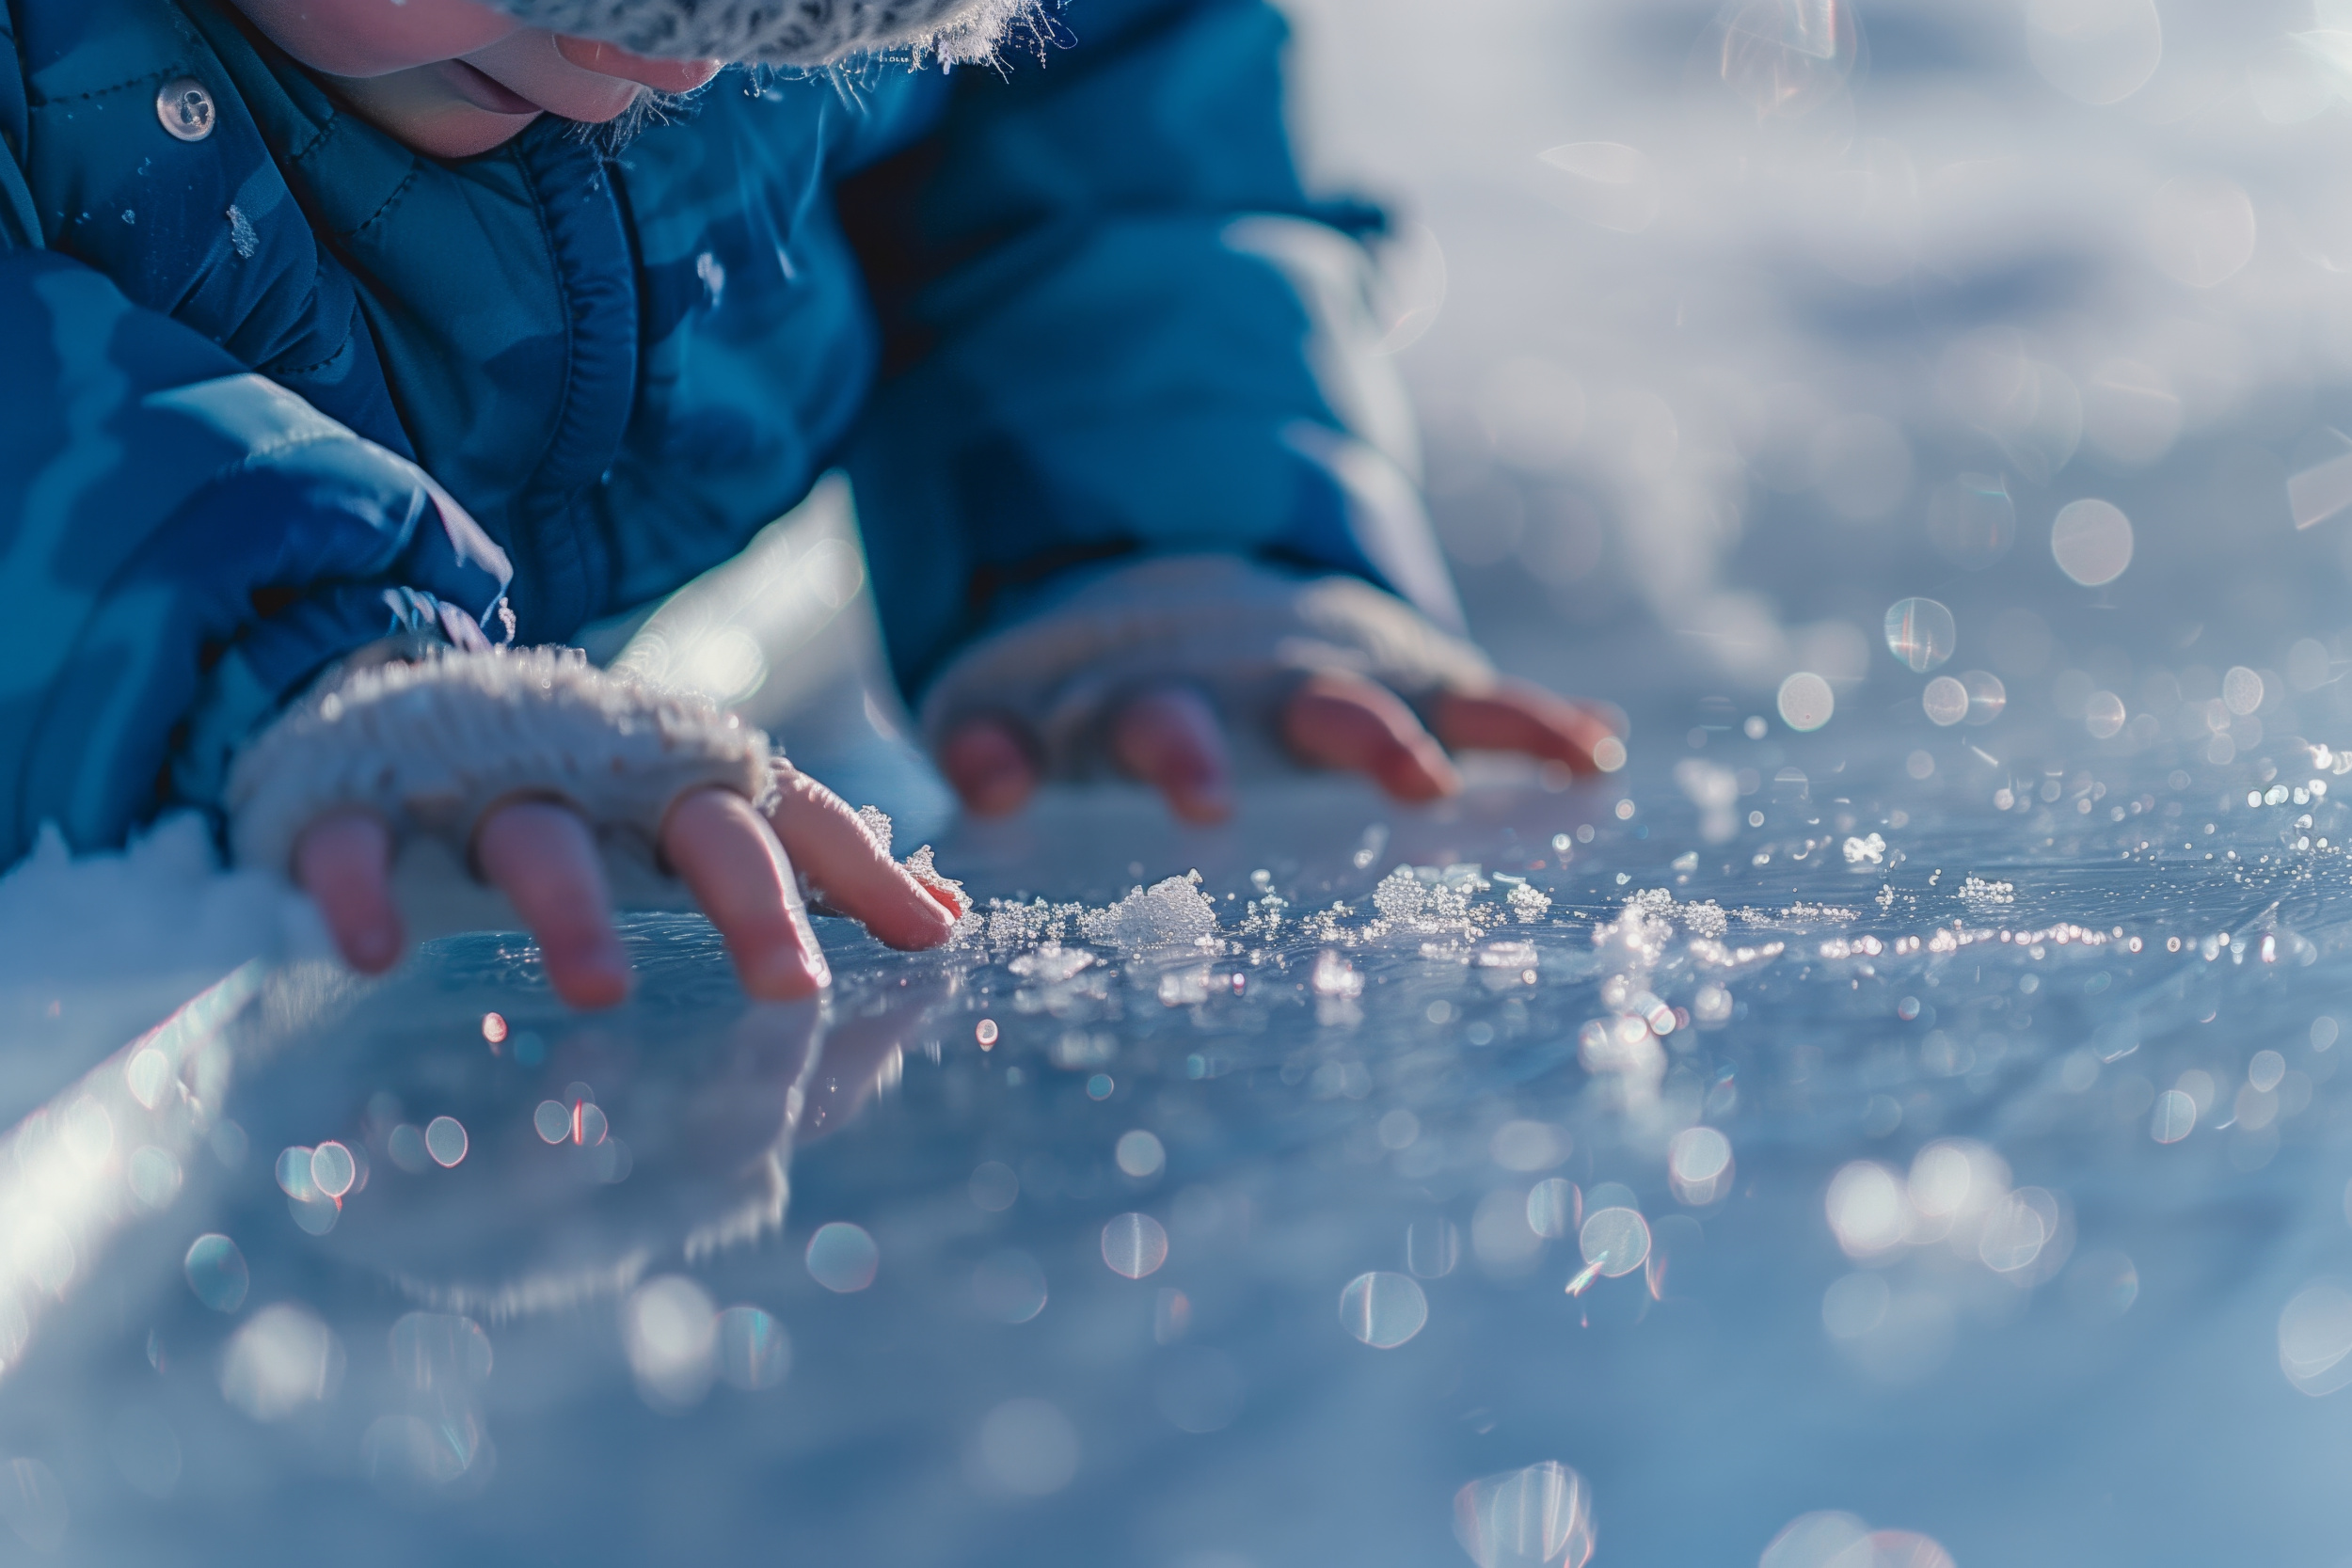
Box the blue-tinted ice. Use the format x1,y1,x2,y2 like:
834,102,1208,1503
7,736,2352,1565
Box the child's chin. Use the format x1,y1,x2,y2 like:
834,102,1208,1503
404,106,545,159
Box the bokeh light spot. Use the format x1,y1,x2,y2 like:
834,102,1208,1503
2051,499,2134,586
1883,598,1955,673
183,1234,248,1313
1116,1130,1167,1179
1339,1270,1428,1348
805,1222,880,1292
1777,673,1836,732
423,1117,468,1167
1101,1212,1170,1279
1578,1206,1652,1277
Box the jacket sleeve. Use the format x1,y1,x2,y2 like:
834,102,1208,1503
835,0,1463,700
0,243,512,863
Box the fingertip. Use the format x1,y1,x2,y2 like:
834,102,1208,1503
1375,746,1462,804
907,884,966,943
294,810,408,975
344,912,406,975
940,721,1037,817
737,927,830,1001
1107,686,1234,827
738,963,825,1003
1166,784,1235,826
552,966,632,1010
866,883,962,952
546,929,633,1009
1434,685,1627,776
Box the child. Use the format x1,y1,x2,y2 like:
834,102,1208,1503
0,0,1619,1007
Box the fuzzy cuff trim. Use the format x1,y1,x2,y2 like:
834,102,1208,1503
916,555,1495,779
227,645,775,878
482,0,1041,68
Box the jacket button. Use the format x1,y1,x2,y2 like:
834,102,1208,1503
156,78,216,142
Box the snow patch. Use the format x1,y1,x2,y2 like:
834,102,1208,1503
1078,874,1219,952
0,816,323,994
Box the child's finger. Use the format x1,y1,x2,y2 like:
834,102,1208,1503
294,809,405,975
762,769,962,949
1281,671,1463,802
1108,685,1234,824
661,787,833,1000
1433,682,1627,774
474,800,634,1009
939,717,1039,816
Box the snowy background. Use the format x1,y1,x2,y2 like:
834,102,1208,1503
1284,0,2352,734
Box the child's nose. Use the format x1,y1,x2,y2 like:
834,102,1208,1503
551,36,724,92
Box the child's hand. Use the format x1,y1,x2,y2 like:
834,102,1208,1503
231,647,963,1008
294,777,961,1009
920,556,1626,825
943,673,1621,825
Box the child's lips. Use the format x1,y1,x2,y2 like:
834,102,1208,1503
437,58,543,115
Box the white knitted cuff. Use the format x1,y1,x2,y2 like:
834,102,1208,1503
227,646,775,879
916,555,1496,779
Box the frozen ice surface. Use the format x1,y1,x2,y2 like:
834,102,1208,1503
4,736,2352,1563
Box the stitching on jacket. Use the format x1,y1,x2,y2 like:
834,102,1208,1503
265,334,352,380
349,166,420,238
284,103,348,171
513,140,580,499
26,68,176,108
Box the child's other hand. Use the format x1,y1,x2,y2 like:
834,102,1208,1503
918,558,1624,826
942,673,1622,826
294,776,963,1009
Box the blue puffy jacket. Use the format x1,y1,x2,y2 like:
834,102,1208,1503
0,0,1454,865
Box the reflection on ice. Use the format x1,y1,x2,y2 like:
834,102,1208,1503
1453,1460,1595,1568
716,1304,790,1390
219,1304,342,1421
0,1458,68,1553
622,1275,719,1409
1761,1512,1953,1568
1713,0,1856,122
